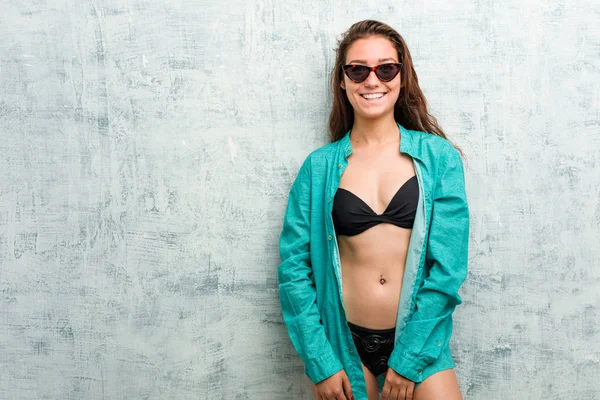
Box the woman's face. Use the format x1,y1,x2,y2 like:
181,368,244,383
340,36,403,120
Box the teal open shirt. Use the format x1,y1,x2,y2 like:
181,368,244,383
277,123,470,398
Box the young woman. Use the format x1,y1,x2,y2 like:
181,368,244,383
278,20,469,400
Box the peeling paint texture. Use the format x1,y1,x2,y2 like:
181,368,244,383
0,0,599,399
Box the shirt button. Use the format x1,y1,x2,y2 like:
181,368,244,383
349,348,353,353
327,198,331,203
418,370,422,374
328,235,332,240
346,149,351,153
436,341,441,346
338,164,342,168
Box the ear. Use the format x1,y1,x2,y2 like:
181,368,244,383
340,80,346,91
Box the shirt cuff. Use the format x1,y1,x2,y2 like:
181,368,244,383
304,351,344,384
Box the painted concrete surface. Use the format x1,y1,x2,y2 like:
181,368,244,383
0,0,598,399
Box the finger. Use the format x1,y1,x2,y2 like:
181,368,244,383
388,386,400,400
399,385,408,400
381,382,391,400
406,384,415,400
341,374,353,400
335,388,349,400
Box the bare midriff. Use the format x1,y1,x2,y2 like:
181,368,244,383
336,137,415,330
338,223,411,329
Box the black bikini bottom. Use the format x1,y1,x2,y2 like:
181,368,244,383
347,321,396,377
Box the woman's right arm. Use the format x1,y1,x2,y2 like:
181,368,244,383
278,156,344,385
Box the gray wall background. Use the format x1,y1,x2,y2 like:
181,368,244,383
0,0,598,399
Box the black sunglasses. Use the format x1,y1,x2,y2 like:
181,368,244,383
342,62,402,83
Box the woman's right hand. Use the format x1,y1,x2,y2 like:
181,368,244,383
309,369,354,400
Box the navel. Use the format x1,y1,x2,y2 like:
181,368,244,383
380,274,386,285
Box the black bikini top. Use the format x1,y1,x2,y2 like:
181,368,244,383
332,175,419,236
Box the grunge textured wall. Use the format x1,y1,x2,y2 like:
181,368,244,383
0,0,598,399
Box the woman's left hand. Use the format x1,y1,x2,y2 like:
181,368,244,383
381,367,415,400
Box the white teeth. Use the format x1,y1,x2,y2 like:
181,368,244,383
361,93,384,99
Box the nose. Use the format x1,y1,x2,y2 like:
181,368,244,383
363,69,380,86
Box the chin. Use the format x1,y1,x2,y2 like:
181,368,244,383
356,107,394,120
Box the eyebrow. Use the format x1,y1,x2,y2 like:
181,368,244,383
347,57,397,64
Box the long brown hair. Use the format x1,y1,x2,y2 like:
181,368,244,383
328,20,463,157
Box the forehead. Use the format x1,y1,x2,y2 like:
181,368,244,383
346,36,398,64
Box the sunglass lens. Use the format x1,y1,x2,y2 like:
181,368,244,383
376,64,400,81
347,66,370,82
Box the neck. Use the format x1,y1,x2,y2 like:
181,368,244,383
350,114,399,148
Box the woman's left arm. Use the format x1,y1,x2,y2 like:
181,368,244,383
387,143,470,382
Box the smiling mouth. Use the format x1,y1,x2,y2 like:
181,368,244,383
360,92,387,100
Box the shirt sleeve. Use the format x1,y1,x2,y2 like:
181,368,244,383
277,156,344,384
387,144,470,382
